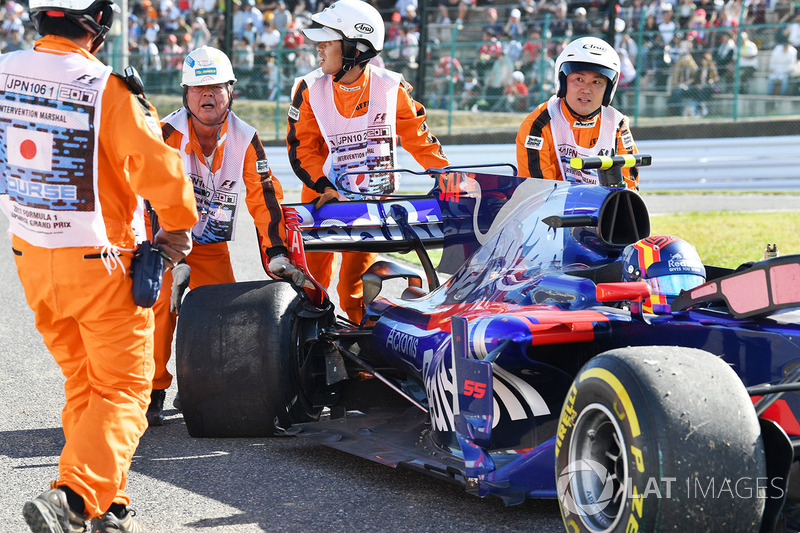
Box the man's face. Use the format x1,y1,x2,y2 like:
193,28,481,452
186,83,230,123
564,70,608,115
316,40,343,75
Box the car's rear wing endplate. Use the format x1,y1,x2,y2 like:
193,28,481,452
282,199,443,253
671,254,800,319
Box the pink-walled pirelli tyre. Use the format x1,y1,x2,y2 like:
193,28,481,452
555,346,767,532
176,280,328,437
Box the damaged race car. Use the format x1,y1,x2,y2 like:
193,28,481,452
175,156,800,532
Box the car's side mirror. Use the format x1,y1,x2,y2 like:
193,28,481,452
672,254,800,318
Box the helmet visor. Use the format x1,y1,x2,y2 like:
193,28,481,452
649,274,706,298
561,61,617,83
302,25,342,42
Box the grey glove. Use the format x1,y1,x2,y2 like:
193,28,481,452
153,228,193,266
170,263,191,313
268,254,306,287
315,187,346,208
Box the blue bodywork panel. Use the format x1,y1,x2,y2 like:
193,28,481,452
289,168,800,503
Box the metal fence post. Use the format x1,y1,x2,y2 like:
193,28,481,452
273,31,286,140
446,21,462,135
633,22,644,125
731,8,749,122
537,13,551,105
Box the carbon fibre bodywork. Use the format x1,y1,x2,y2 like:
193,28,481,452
282,170,800,506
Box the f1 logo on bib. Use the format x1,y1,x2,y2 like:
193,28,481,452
7,127,53,172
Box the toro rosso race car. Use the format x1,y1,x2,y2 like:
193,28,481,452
175,157,800,532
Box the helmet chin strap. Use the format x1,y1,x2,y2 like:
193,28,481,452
564,100,603,121
88,25,109,54
333,39,375,82
48,6,114,54
333,63,353,83
182,85,233,126
188,108,230,127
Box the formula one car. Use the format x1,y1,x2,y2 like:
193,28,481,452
175,157,800,532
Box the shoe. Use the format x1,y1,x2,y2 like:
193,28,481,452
146,389,165,427
172,390,182,412
89,509,147,533
22,488,87,533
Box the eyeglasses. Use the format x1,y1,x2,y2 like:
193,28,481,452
187,84,228,94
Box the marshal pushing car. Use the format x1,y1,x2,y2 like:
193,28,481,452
174,157,800,532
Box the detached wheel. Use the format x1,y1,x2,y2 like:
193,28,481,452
556,346,766,532
176,280,330,437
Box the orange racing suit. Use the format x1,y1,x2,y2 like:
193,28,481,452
515,98,639,190
287,65,449,322
3,36,198,518
150,109,287,391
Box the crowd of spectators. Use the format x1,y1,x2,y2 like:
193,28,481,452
0,2,37,54
420,0,800,114
121,0,330,96
2,0,800,114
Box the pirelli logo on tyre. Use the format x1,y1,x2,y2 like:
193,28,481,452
525,135,544,150
555,383,577,456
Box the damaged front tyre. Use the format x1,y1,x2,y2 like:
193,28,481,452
176,280,332,437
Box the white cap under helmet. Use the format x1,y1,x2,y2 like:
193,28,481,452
554,37,621,106
181,46,237,87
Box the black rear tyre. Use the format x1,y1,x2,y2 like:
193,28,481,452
556,346,766,532
176,280,329,437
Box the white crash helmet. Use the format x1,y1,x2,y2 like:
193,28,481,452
302,0,384,80
554,37,621,107
30,0,118,53
181,46,237,87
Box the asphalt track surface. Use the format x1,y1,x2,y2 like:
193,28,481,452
2,191,799,532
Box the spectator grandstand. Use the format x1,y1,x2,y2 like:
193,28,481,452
5,0,800,124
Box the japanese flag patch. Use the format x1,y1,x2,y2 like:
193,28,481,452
288,105,300,121
256,159,270,174
525,135,544,150
7,127,53,171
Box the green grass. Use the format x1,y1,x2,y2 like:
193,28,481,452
147,94,799,269
391,211,800,270
650,211,800,268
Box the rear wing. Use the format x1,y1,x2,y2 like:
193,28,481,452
281,198,444,253
278,164,523,256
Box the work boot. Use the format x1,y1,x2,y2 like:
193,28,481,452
22,488,87,533
90,508,148,533
146,389,166,427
